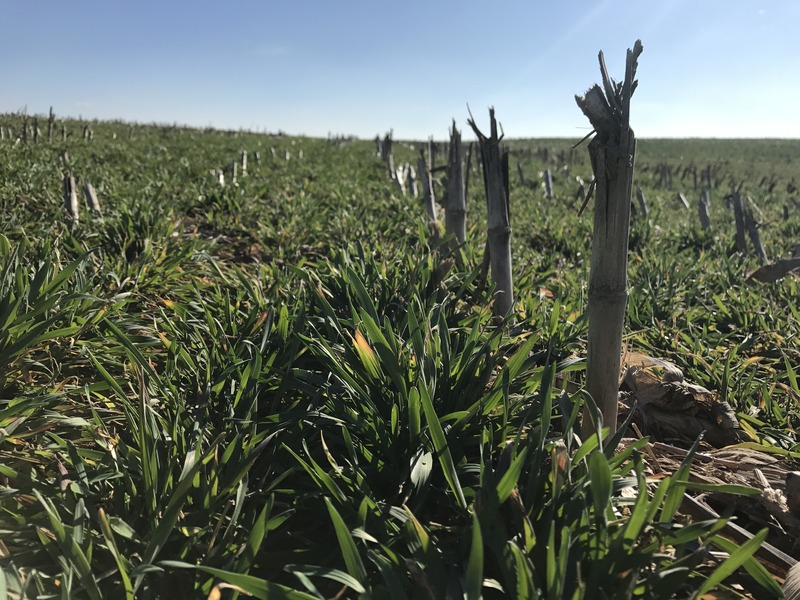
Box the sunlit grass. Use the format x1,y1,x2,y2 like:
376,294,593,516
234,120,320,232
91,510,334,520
0,116,796,598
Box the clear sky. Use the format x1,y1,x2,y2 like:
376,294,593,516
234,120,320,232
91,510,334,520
2,1,797,139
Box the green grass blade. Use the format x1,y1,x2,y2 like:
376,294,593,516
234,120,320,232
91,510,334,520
572,426,610,464
346,266,380,323
238,497,272,572
160,561,318,600
97,508,134,600
660,434,703,523
402,505,430,552
682,482,761,496
33,490,102,600
87,350,128,399
588,451,612,522
368,550,408,600
509,542,536,600
324,497,369,589
622,458,649,543
286,564,367,595
545,522,557,596
103,320,163,388
285,444,347,503
408,386,421,448
784,355,799,395
496,446,528,503
140,435,222,568
39,252,89,296
661,518,729,547
693,528,772,597
418,382,467,508
465,512,483,600
709,532,783,596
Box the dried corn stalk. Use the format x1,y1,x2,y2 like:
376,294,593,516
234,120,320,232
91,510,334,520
445,120,466,245
468,108,514,319
83,181,101,214
575,40,642,435
63,173,79,228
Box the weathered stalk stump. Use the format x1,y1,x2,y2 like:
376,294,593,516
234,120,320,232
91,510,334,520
730,184,747,253
445,120,466,246
47,107,55,142
468,108,514,320
636,185,648,217
83,181,101,214
698,192,711,230
543,168,553,199
407,164,418,197
63,174,79,229
745,195,768,264
575,40,642,436
418,151,438,232
464,142,474,207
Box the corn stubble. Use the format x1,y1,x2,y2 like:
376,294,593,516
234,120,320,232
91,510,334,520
0,44,795,599
575,41,641,437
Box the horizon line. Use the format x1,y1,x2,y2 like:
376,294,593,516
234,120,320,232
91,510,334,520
2,110,799,142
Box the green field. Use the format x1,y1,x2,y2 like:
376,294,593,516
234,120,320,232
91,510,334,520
0,115,798,598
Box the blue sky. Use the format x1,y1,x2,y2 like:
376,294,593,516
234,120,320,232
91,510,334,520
2,1,797,139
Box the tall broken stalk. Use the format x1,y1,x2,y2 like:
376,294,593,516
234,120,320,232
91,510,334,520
731,185,747,253
575,40,643,436
445,120,466,246
745,195,768,264
63,173,79,230
47,106,55,142
468,108,514,319
418,150,438,234
698,192,711,230
83,180,102,214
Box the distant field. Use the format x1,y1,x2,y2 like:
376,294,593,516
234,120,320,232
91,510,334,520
503,137,798,181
